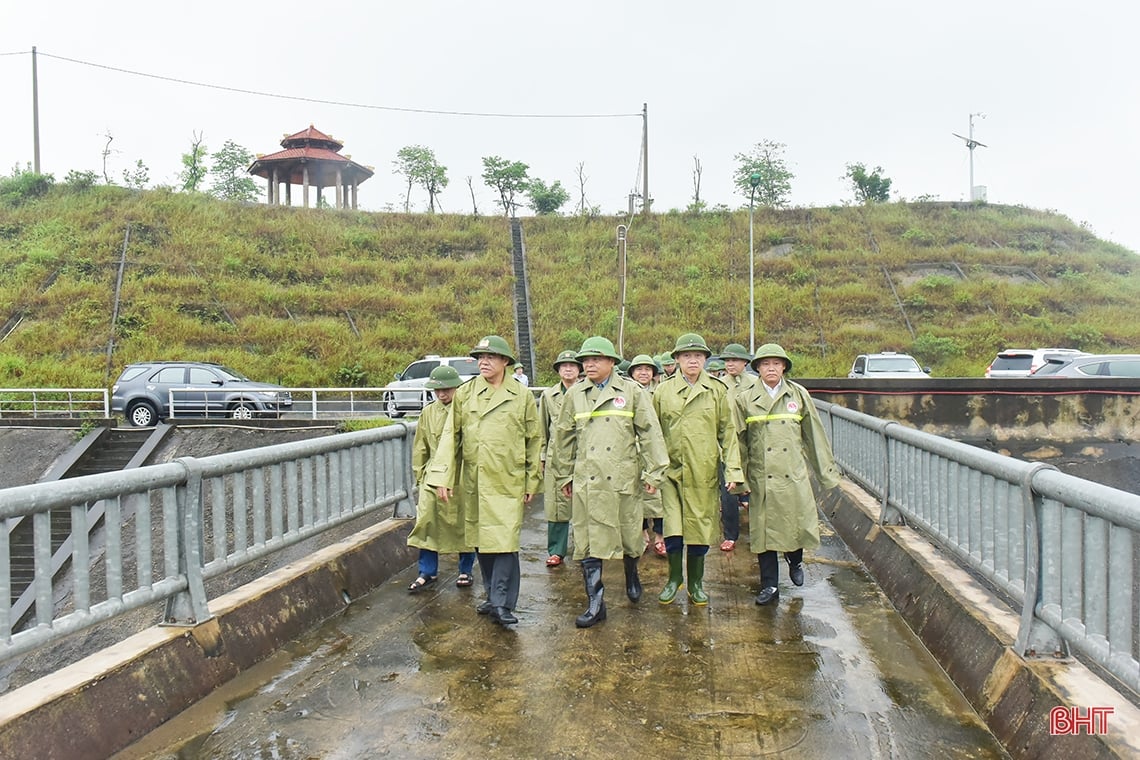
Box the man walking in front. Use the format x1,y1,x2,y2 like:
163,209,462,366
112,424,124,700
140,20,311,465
550,336,668,628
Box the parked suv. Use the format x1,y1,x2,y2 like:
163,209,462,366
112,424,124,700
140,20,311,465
984,348,1083,378
111,361,293,427
385,355,479,418
1036,353,1140,378
848,352,931,379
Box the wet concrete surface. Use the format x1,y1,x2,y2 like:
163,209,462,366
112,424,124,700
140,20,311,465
114,503,1009,760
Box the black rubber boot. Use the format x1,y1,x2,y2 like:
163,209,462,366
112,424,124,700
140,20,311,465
575,558,607,628
623,555,642,603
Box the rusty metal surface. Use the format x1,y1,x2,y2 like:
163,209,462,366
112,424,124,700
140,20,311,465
114,505,1007,759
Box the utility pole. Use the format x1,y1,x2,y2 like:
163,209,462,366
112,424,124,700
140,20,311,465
641,103,650,215
32,47,41,173
616,225,628,355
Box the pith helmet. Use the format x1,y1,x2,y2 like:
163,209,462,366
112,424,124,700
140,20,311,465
617,359,631,375
671,332,712,358
470,335,516,364
576,336,622,362
751,343,792,373
706,358,726,373
425,365,463,389
629,354,659,376
552,350,583,372
658,352,677,368
720,343,752,361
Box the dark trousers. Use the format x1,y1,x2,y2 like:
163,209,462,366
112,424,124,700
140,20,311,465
719,464,740,542
664,536,709,556
547,521,569,557
758,548,804,588
477,551,520,611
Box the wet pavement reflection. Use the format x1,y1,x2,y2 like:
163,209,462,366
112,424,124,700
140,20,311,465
115,503,1008,759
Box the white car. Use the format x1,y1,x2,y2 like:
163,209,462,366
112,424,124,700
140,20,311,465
848,352,931,379
985,347,1083,378
385,355,479,418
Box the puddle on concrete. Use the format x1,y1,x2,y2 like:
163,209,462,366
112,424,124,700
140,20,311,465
113,503,1009,759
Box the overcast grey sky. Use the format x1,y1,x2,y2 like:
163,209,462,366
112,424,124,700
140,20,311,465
2,1,1137,253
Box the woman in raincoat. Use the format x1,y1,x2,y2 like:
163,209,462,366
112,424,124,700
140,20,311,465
653,333,744,607
538,350,582,567
407,365,476,592
427,335,542,626
735,343,841,606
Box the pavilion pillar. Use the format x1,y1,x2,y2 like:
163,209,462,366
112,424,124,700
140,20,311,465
303,165,310,208
336,168,344,209
284,181,291,207
269,168,277,205
351,181,358,210
316,187,323,207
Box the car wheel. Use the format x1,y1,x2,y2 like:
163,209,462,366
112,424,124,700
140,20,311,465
127,401,158,428
385,393,404,419
230,402,255,420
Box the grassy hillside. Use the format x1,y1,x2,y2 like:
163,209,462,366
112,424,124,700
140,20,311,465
1,183,1137,388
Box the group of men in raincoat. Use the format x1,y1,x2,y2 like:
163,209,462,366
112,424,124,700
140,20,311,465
407,331,840,627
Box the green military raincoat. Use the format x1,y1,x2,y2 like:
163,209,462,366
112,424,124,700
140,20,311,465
539,382,574,523
426,376,542,553
734,379,841,553
653,371,745,545
549,374,668,560
407,398,473,554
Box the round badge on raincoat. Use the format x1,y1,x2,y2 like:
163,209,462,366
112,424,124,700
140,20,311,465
612,396,627,409
786,400,799,413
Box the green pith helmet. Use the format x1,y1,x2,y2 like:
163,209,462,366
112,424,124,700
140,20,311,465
720,343,752,361
552,350,583,372
706,358,726,373
671,332,712,358
470,335,516,365
425,365,463,389
658,352,677,368
629,354,659,376
751,343,792,373
617,359,631,375
576,336,622,362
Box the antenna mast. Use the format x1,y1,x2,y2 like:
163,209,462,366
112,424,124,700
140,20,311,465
952,112,987,201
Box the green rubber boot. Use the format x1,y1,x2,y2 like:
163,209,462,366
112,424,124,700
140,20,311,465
687,553,709,606
658,551,684,604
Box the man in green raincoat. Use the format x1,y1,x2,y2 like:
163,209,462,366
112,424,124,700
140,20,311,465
653,333,744,607
539,350,582,567
549,336,668,628
735,343,841,606
427,335,542,626
628,354,666,556
717,343,756,552
407,365,476,592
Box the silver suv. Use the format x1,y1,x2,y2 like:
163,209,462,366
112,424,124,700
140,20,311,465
385,355,479,418
848,352,931,379
111,361,293,427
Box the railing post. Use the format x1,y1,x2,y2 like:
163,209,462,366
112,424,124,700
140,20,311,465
878,420,905,526
163,456,213,626
394,423,416,519
1014,462,1067,660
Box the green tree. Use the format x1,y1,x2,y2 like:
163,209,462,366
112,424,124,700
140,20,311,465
179,132,209,192
392,145,448,213
122,159,150,190
526,178,569,215
733,140,794,208
209,140,258,202
481,156,530,217
846,162,892,203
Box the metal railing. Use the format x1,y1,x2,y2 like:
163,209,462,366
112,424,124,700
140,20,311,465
0,388,109,418
0,422,416,662
816,399,1140,695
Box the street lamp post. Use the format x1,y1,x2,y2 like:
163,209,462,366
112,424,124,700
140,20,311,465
748,172,761,354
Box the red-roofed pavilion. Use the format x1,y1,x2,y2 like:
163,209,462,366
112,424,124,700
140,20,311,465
248,125,374,209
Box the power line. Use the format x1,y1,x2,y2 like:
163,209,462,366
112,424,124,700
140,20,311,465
33,50,641,120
